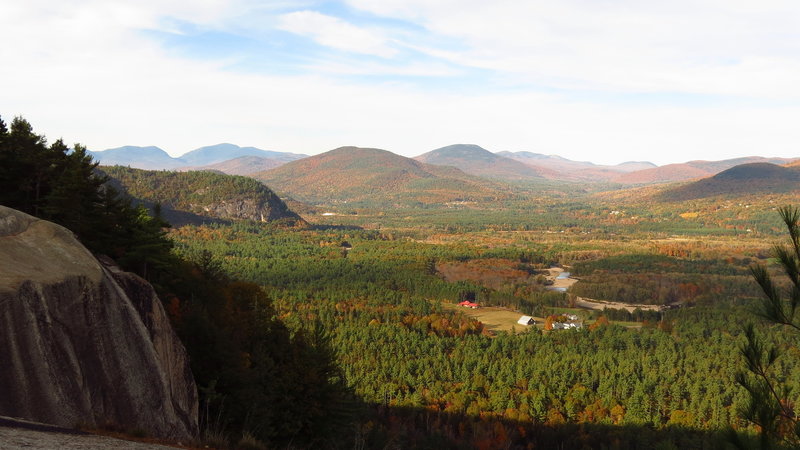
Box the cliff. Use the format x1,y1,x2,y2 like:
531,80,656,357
0,206,198,440
98,166,306,226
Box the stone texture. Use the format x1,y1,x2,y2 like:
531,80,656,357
0,416,175,449
0,206,198,441
198,196,303,223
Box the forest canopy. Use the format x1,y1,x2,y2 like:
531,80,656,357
3,115,798,448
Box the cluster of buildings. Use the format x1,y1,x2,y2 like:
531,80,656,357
549,313,583,330
456,301,584,331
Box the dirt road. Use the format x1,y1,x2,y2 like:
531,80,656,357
548,268,667,313
573,297,666,313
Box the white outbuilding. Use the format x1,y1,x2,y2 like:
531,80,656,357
517,315,535,326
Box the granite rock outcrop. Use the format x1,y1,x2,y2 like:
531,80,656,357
0,206,198,440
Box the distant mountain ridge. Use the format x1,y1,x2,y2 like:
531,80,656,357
88,146,184,170
90,143,307,172
179,143,306,166
415,145,551,180
658,163,800,201
178,156,285,175
253,146,511,205
613,156,800,184
611,164,711,184
499,151,655,173
90,142,798,187
498,151,657,182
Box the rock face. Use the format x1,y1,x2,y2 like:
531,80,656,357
98,166,307,227
0,206,198,440
199,196,300,223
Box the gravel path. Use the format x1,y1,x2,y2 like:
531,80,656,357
0,417,176,449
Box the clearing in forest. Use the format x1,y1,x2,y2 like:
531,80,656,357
441,302,543,333
549,267,666,313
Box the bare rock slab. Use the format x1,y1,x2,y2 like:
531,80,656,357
0,206,198,441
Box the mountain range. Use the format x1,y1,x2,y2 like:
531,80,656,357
415,144,552,180
92,142,799,191
252,146,511,205
658,163,800,201
612,157,799,185
178,155,285,175
498,151,656,182
89,143,307,171
89,146,185,170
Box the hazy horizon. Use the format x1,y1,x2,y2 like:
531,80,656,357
3,1,800,166
87,141,800,168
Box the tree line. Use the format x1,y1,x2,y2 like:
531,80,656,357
0,115,351,448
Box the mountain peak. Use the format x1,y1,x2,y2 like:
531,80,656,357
253,146,508,205
658,162,800,201
418,144,498,163
89,146,184,170
179,143,305,166
415,144,546,180
92,145,170,156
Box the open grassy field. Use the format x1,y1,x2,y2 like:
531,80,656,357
442,302,642,333
442,302,543,333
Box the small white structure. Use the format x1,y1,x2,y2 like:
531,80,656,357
566,314,579,321
517,315,535,326
552,321,582,330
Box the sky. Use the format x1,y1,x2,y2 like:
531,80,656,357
2,0,800,165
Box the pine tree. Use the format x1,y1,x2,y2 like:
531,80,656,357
734,206,800,449
0,117,50,212
42,142,106,239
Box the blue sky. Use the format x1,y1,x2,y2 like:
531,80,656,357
2,0,800,165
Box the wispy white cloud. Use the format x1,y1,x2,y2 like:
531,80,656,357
307,59,461,77
345,0,800,99
277,10,397,58
1,0,799,165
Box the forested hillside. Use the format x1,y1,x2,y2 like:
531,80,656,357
253,146,511,205
101,166,306,226
178,155,285,175
0,116,351,449
5,115,800,448
414,144,550,180
658,163,800,201
0,116,170,270
168,221,797,448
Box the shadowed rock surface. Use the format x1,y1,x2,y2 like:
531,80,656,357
0,416,174,449
98,166,307,227
0,206,198,440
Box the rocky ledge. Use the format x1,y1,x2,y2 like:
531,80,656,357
0,206,198,440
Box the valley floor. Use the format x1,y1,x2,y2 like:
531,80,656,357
442,301,544,333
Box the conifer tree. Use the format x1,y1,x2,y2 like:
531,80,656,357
735,206,800,449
